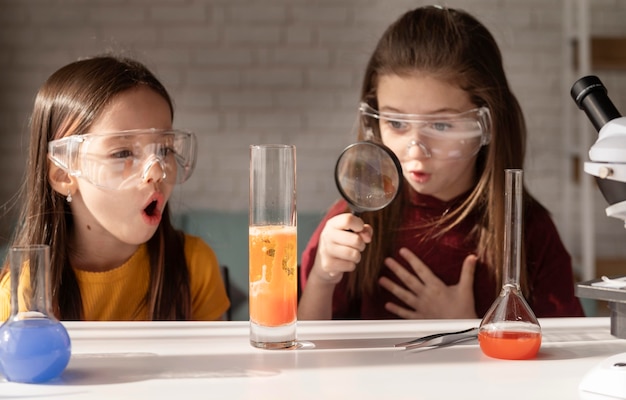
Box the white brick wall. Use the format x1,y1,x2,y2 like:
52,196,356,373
1,0,626,268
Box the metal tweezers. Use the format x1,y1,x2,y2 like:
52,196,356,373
395,327,479,350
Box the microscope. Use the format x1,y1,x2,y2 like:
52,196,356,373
571,75,626,399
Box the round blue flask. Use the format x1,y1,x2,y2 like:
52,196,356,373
0,245,71,383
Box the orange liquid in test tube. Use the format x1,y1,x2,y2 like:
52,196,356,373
249,226,297,327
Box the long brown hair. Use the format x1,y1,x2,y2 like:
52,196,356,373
1,55,191,320
349,6,540,300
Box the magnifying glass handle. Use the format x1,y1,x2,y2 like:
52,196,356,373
329,210,364,279
346,209,362,232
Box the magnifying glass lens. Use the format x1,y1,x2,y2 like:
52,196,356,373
334,141,402,214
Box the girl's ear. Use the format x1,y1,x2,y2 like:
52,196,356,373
48,162,77,199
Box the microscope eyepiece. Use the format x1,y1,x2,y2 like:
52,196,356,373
571,75,621,132
571,75,626,207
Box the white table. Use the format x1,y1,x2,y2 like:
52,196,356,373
2,318,625,399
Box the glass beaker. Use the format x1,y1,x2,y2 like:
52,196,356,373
249,144,298,349
478,169,542,360
0,245,71,383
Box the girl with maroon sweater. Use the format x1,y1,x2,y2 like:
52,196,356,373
298,6,584,320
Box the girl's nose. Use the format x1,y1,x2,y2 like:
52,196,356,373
141,156,167,183
407,140,432,159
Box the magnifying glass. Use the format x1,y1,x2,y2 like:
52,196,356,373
334,141,403,215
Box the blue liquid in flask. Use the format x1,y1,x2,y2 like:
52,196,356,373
0,318,71,383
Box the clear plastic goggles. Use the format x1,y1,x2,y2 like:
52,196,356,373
48,129,197,190
360,103,492,160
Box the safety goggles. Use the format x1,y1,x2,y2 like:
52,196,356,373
48,129,197,190
359,103,492,160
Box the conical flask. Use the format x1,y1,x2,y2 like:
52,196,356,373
478,169,542,360
0,245,71,383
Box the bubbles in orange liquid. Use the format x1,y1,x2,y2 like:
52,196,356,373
249,226,297,326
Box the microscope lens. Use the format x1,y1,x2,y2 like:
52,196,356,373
571,75,621,132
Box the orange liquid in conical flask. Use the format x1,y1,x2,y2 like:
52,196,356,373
479,328,541,360
249,226,297,327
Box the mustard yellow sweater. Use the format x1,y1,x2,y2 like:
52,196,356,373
0,235,230,321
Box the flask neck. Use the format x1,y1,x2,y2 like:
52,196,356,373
9,245,55,320
502,169,523,289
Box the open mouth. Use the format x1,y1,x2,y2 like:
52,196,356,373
144,200,158,217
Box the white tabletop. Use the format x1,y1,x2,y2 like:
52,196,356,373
2,317,626,399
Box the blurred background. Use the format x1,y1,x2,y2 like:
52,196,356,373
1,0,625,313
